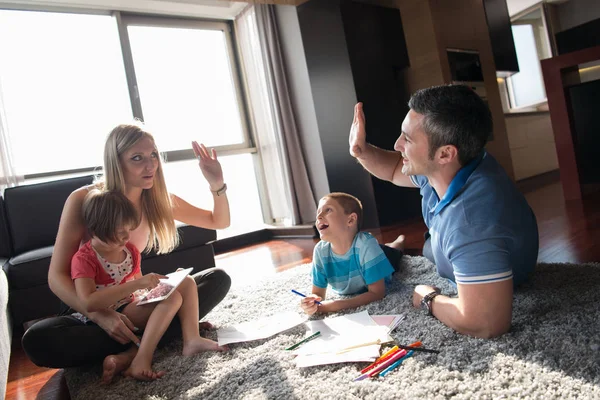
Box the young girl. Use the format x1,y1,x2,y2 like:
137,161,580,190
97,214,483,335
22,122,231,383
73,189,226,381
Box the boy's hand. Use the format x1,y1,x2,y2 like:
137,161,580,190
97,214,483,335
137,273,167,290
300,295,322,315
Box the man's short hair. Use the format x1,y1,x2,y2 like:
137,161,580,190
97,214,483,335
408,84,492,166
82,189,140,244
322,192,363,232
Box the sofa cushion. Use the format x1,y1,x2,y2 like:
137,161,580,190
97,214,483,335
4,175,94,255
0,197,11,258
3,246,53,289
142,223,216,259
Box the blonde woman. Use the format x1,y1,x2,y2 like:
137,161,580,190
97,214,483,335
22,123,231,383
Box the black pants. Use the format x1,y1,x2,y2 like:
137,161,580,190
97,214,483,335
22,267,231,368
380,244,403,272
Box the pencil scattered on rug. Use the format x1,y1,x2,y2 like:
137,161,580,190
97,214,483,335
64,256,600,399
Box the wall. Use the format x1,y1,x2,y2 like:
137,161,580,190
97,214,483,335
553,0,600,32
505,112,559,180
506,0,542,17
294,0,380,229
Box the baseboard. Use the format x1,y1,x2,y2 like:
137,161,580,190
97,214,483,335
268,224,318,239
212,225,318,255
516,169,560,193
212,229,271,255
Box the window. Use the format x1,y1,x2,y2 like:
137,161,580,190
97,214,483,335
504,5,553,110
0,10,131,176
0,9,267,237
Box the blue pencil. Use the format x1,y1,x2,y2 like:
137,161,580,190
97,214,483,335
379,350,414,377
291,289,323,305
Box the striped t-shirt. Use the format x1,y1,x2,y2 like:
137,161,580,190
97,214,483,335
312,232,395,295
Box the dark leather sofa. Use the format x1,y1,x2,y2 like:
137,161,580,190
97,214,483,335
0,175,218,329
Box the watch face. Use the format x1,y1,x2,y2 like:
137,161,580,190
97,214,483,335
420,298,430,311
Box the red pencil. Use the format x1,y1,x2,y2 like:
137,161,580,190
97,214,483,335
368,349,408,378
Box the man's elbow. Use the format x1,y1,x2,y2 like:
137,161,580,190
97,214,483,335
469,318,511,339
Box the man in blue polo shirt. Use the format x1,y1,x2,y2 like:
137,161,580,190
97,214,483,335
348,84,538,338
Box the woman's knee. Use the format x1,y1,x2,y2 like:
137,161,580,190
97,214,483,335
194,268,231,291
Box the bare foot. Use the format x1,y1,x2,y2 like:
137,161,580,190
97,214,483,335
182,336,228,356
385,234,405,252
123,358,165,382
101,347,137,384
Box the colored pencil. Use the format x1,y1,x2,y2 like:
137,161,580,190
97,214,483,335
360,345,399,373
285,331,321,351
379,350,415,377
291,289,323,305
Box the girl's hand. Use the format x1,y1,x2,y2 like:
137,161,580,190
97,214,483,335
192,141,224,191
137,273,167,290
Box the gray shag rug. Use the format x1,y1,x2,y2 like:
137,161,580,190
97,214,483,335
65,256,600,399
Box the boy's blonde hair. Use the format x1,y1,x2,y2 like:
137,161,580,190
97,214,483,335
321,192,363,232
82,189,140,244
98,122,179,254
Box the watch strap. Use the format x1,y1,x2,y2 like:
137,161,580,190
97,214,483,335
421,289,441,316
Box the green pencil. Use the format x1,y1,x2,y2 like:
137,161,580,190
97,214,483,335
285,331,321,351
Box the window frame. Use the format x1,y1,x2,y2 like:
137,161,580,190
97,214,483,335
4,7,257,180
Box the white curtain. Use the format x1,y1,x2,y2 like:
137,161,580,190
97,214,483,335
235,5,316,225
0,79,22,194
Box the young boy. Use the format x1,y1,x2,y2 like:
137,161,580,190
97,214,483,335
300,192,403,315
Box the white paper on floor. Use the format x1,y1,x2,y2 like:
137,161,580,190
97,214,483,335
217,311,307,346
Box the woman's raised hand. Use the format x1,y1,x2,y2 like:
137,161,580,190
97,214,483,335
192,141,224,191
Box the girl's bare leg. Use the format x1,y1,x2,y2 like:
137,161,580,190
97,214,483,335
122,293,182,381
176,276,228,356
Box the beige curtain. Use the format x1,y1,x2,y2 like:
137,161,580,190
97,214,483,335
236,5,316,225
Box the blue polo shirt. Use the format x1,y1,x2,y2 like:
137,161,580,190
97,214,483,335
410,152,538,286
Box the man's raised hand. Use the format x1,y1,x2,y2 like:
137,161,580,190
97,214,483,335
349,102,367,159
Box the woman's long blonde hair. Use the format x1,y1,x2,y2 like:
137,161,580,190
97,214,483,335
99,122,179,254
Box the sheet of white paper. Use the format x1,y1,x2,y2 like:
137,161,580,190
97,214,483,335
294,344,380,368
294,311,391,356
217,312,307,346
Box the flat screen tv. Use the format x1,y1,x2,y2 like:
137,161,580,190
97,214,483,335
447,49,484,82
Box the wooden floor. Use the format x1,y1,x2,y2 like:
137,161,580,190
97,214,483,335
5,181,600,399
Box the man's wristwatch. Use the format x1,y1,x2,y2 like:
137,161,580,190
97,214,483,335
211,183,227,196
421,288,442,316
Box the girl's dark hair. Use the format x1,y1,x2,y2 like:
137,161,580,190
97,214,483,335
408,84,492,166
82,189,140,243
